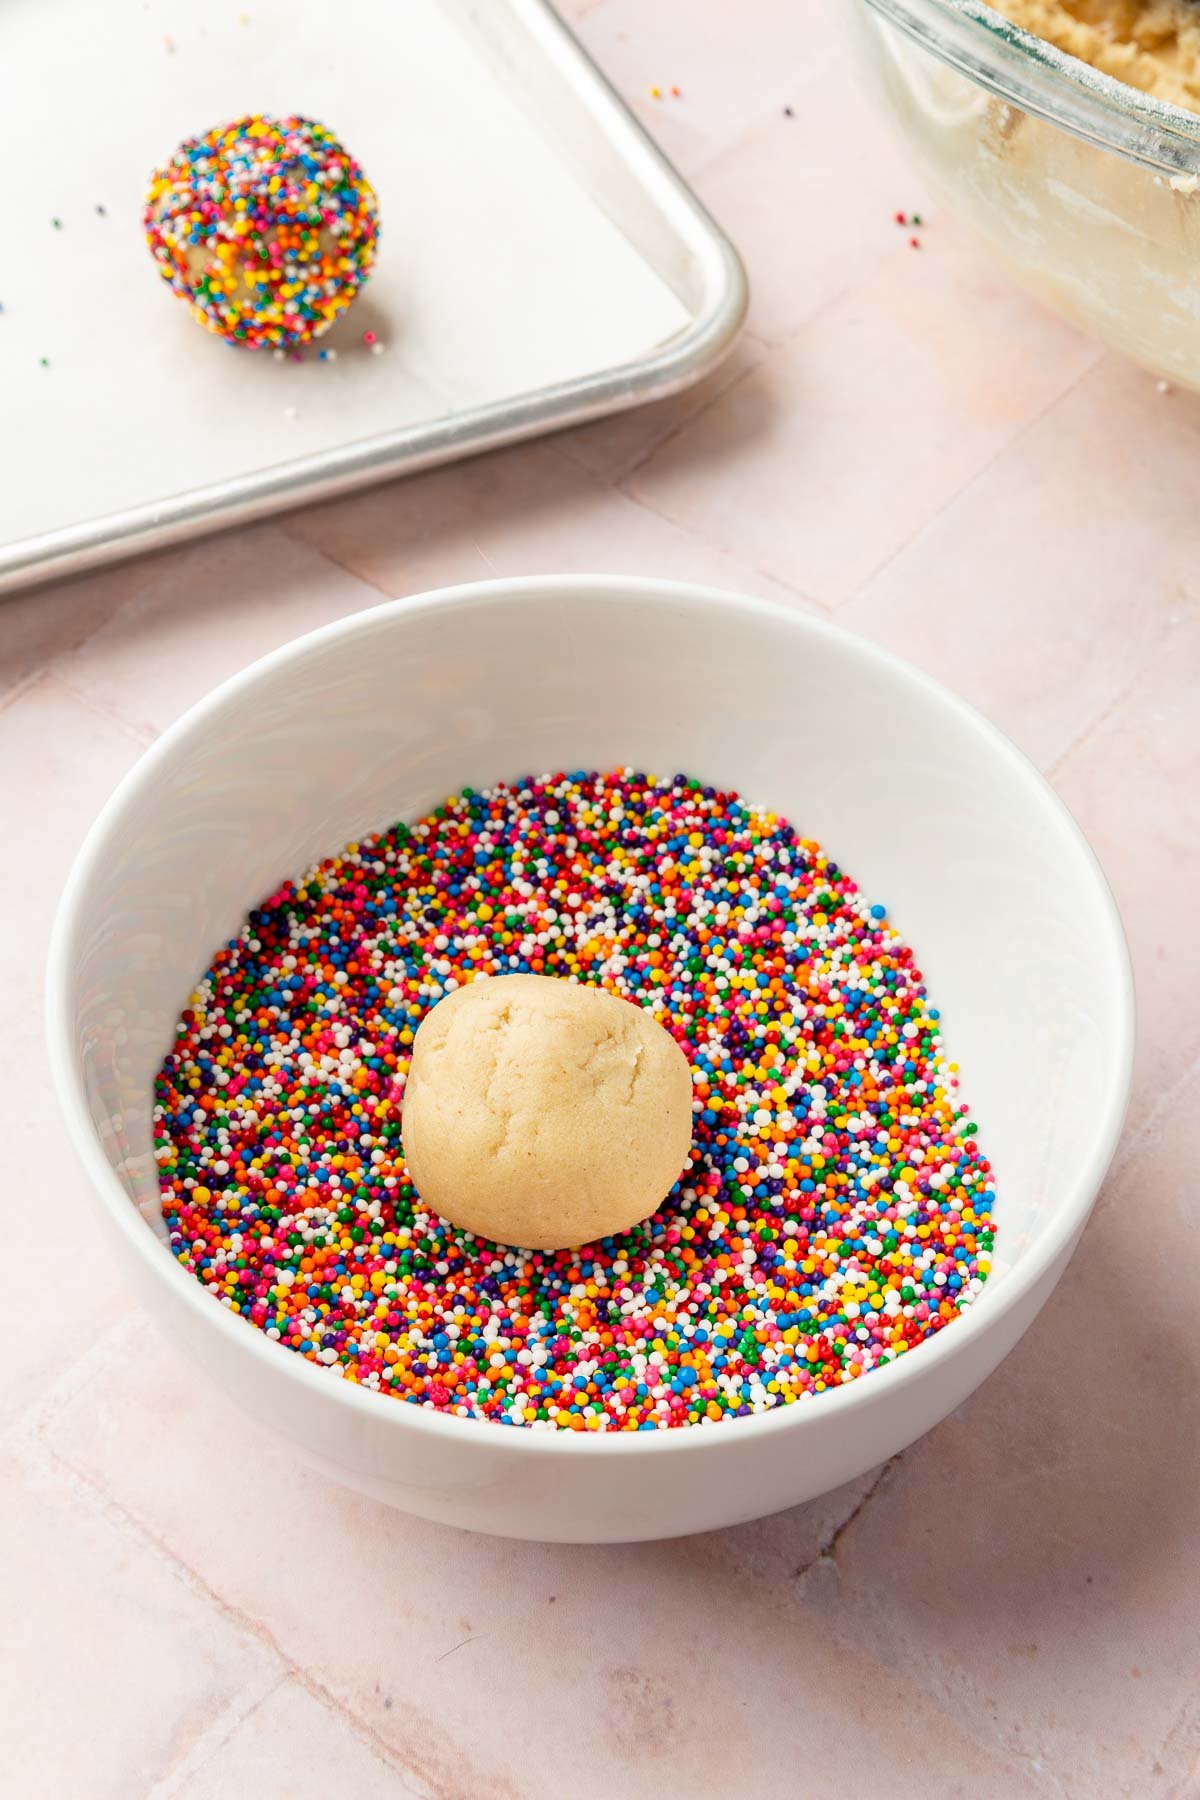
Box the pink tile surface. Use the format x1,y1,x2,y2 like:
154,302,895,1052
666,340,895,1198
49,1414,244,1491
0,558,157,706
54,527,383,740
558,332,769,483
625,226,1101,606
1051,591,1200,1122
0,1439,281,1797
45,1326,1040,1800
840,356,1200,771
0,675,148,1000
793,1073,1200,1795
0,679,146,1428
3,2,1198,1793
286,436,807,610
170,1679,432,1800
563,0,840,178
693,66,933,347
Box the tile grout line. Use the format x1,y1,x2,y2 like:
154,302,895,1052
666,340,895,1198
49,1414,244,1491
20,661,159,750
1098,1052,1200,1203
277,520,399,604
145,1673,292,1800
677,43,847,189
743,232,928,360
614,346,768,489
0,665,50,721
1046,592,1198,780
616,466,835,614
793,1452,902,1581
616,289,1102,616
618,303,828,481
29,1445,279,1778
274,525,403,598
0,577,154,719
826,343,1107,616
1159,1691,1200,1800
7,1310,435,1796
33,526,395,745
42,667,159,748
12,524,391,715
608,364,833,614
8,559,172,697
702,207,954,370
559,330,772,486
0,1312,142,1454
30,1430,443,1800
782,1450,1076,1792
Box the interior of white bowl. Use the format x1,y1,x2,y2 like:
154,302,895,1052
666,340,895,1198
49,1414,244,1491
53,577,1132,1339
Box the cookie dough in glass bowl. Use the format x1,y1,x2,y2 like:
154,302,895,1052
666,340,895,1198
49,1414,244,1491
847,0,1200,390
992,1,1200,112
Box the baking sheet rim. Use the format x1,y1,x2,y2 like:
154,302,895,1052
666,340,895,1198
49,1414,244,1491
0,0,748,595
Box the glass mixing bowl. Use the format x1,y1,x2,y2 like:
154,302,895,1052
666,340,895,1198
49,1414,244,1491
847,0,1200,388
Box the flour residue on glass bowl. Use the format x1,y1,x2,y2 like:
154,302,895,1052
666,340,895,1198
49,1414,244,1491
848,0,1200,391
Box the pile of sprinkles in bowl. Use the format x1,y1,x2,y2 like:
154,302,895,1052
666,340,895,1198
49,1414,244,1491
156,771,994,1432
143,113,379,350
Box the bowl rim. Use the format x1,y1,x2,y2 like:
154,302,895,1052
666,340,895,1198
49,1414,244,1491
860,0,1200,176
46,573,1135,1457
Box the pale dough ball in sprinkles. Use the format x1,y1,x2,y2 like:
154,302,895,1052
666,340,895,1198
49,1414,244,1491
143,114,380,350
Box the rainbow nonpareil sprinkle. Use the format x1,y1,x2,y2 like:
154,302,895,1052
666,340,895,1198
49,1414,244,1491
156,771,995,1432
143,114,379,350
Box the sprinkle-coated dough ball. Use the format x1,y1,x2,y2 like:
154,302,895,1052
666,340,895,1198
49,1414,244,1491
401,974,694,1252
144,113,379,349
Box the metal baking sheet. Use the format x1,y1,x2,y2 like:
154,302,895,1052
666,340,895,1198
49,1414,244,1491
0,0,746,593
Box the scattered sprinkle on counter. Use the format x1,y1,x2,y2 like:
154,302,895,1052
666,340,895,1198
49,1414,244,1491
157,771,995,1432
895,208,927,248
143,114,379,350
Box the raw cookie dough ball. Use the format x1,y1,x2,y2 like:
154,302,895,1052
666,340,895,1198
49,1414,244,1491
144,114,380,349
988,0,1200,113
401,974,694,1251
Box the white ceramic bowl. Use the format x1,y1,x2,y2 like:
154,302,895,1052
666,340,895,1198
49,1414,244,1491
47,576,1133,1542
